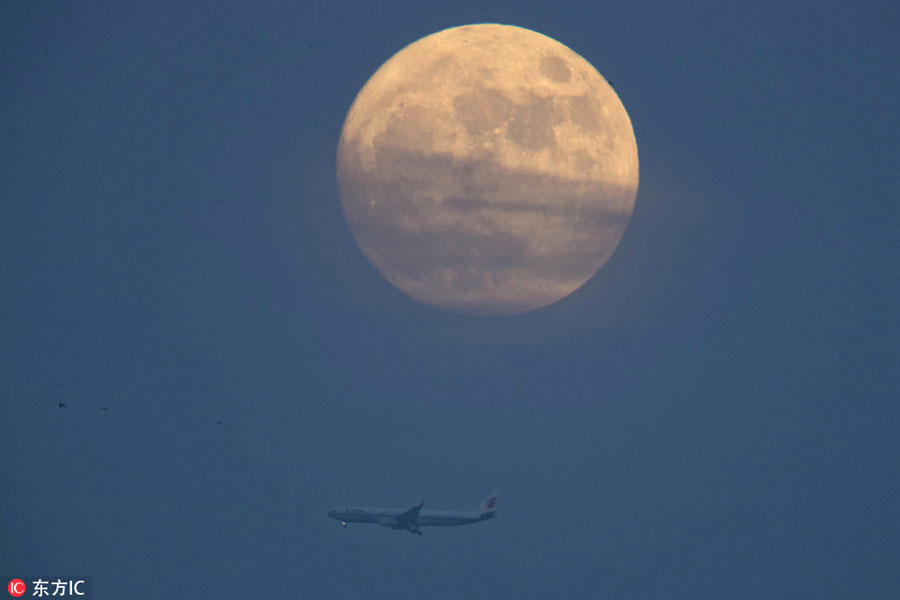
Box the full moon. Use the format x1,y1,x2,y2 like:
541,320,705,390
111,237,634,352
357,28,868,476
337,24,638,316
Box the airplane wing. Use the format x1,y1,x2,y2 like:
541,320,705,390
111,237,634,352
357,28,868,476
397,501,424,523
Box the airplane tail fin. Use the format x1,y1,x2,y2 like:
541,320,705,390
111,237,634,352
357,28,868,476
468,490,500,519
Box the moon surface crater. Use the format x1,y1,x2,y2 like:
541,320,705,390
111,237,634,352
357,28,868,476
337,24,638,315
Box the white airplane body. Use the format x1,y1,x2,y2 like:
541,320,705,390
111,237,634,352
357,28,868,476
328,490,499,535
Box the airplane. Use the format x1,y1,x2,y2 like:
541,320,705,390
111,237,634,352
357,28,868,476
328,490,500,536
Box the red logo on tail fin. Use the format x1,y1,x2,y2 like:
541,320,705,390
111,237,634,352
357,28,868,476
487,496,497,509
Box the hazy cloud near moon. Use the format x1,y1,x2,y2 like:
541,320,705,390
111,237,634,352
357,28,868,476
337,24,638,315
339,145,635,315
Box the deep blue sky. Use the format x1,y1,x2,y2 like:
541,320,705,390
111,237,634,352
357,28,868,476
2,1,898,598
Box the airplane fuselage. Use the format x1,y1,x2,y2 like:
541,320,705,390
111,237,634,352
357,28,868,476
327,490,499,535
328,507,493,528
